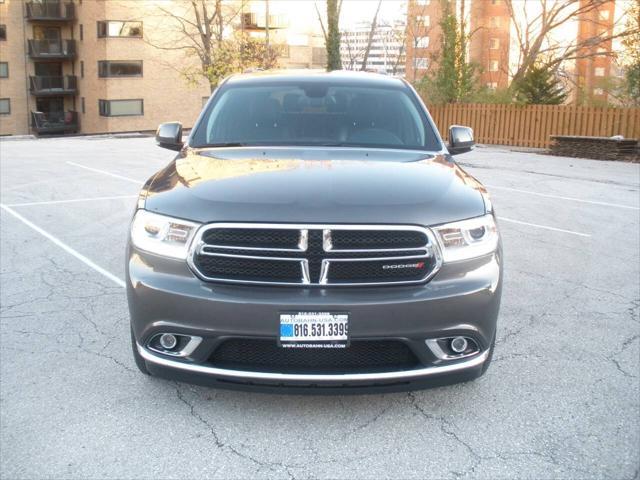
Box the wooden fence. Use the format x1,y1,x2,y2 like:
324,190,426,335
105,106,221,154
427,103,640,149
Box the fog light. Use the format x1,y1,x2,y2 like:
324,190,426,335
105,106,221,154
450,336,468,353
159,333,178,350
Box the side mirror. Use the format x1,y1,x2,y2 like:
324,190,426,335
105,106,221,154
448,125,475,155
156,122,183,151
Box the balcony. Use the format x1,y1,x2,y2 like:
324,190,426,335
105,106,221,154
31,111,79,135
241,12,288,30
29,75,78,96
26,2,75,22
28,39,76,60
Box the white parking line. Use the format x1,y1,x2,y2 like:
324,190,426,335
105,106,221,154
0,204,126,288
7,195,137,207
497,216,591,238
486,184,640,211
66,161,143,185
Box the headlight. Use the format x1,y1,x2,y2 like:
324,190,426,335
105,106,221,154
433,214,499,262
130,210,200,260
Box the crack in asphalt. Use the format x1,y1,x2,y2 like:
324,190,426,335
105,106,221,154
173,384,297,479
606,333,640,379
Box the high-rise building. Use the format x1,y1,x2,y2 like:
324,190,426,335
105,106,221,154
404,0,443,82
575,0,616,103
340,22,406,75
404,0,620,102
468,0,511,90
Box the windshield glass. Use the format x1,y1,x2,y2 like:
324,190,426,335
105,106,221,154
191,82,441,151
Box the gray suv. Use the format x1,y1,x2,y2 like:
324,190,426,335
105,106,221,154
127,71,502,393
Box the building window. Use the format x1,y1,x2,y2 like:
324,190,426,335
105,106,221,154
599,10,610,21
490,38,500,50
80,60,84,78
0,99,10,115
491,0,500,4
416,36,430,48
594,67,605,77
416,0,431,5
82,97,86,113
0,25,6,41
593,88,604,95
487,82,498,90
0,62,7,78
490,17,501,28
97,21,143,38
80,24,83,41
415,58,429,69
98,60,143,77
417,15,430,27
489,60,499,72
99,99,143,117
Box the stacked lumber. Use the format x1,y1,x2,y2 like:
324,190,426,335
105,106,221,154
549,136,639,162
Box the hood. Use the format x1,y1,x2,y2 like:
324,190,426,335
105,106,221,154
144,147,487,226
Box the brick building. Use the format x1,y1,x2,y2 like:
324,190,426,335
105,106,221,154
404,0,618,100
0,0,325,137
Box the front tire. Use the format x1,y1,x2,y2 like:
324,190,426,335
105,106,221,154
131,326,150,375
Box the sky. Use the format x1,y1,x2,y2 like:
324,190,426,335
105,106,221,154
265,0,407,32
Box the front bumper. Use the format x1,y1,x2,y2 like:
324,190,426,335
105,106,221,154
127,247,502,392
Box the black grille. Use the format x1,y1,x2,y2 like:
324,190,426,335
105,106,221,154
328,258,432,284
202,228,300,249
331,230,427,250
209,338,420,373
191,225,437,286
194,255,301,282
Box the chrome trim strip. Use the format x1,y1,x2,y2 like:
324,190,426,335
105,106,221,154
298,229,309,251
147,334,203,358
187,223,444,287
322,229,333,251
138,344,489,383
319,259,330,285
202,244,304,253
197,248,303,263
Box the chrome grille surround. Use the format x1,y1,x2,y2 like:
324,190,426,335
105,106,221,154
187,223,443,287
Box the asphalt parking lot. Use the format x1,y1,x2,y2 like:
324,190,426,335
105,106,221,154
1,136,638,479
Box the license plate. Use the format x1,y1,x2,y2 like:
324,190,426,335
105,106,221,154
279,312,349,348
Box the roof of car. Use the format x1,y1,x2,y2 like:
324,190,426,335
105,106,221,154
223,69,407,88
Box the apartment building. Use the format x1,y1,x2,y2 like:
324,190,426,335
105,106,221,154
405,0,510,86
405,0,619,101
340,22,406,75
575,0,616,103
0,0,327,137
405,0,443,82
468,0,510,90
242,0,327,70
0,0,210,136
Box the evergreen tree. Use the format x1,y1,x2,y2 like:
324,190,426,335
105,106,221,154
513,65,568,105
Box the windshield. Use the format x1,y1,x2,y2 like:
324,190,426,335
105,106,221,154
191,82,442,151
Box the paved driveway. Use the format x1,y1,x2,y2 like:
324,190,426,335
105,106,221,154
1,137,638,479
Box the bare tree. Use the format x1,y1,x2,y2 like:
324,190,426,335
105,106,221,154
505,0,638,85
144,0,279,91
359,0,383,70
